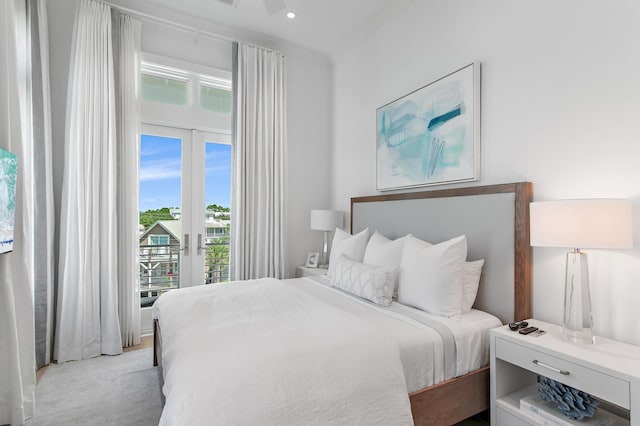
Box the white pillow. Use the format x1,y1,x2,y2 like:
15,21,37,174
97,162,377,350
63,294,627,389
331,255,398,306
397,235,467,317
362,231,411,268
327,228,370,278
462,259,484,312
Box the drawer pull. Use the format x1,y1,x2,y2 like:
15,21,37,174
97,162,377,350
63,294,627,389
532,359,570,375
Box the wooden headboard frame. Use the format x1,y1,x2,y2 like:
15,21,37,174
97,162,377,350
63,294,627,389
350,182,532,322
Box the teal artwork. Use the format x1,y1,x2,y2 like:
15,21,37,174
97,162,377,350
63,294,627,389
0,148,17,254
376,62,480,190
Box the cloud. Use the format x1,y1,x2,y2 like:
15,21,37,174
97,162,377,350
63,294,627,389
140,158,181,181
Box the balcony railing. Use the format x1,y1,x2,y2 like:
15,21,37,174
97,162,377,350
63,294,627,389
139,240,230,307
204,240,230,284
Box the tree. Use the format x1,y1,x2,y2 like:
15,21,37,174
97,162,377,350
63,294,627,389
206,204,230,220
139,207,176,229
205,230,230,283
206,204,230,212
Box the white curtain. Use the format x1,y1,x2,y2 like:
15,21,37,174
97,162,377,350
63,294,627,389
115,8,142,349
0,0,36,423
30,0,55,369
231,43,287,280
55,0,141,363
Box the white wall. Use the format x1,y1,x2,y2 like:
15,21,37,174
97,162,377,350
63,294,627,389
47,0,332,279
286,54,334,270
332,0,640,345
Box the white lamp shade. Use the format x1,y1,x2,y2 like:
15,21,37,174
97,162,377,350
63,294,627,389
310,210,342,231
530,199,633,249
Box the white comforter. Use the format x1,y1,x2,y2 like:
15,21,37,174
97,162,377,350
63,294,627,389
154,278,414,426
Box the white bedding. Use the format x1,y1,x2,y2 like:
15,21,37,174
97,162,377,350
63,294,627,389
301,275,501,392
153,276,501,425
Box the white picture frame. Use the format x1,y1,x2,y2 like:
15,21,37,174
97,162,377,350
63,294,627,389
305,252,319,268
376,62,481,190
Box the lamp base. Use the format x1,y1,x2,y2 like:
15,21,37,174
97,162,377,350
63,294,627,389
562,250,594,344
321,230,330,266
562,327,594,344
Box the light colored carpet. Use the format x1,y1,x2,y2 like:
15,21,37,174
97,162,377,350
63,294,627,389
26,346,487,425
27,348,162,426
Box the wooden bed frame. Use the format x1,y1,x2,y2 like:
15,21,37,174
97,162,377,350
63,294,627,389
154,182,532,425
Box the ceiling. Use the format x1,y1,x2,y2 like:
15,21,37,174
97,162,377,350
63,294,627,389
138,0,412,58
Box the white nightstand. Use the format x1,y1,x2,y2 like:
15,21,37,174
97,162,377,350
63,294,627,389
490,319,640,425
296,266,328,277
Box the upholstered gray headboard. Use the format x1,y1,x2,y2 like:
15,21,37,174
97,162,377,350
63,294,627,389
350,183,532,324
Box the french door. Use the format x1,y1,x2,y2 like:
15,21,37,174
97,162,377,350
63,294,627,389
139,124,231,296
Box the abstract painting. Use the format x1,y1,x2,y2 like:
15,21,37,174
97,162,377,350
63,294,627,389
0,148,17,254
376,62,480,190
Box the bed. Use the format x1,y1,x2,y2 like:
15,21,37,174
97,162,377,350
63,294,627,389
153,182,532,425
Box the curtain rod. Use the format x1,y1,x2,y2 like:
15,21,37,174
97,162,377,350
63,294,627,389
100,1,283,53
101,1,233,44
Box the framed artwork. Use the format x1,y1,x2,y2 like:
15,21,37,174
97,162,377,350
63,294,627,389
0,148,18,254
305,252,319,268
376,62,480,191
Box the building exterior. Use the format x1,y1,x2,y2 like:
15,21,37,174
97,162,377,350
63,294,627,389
138,216,231,306
139,220,182,306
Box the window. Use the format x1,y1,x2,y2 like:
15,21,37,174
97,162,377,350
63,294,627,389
149,235,169,245
141,74,189,106
139,54,232,306
200,76,232,113
149,234,170,253
139,54,232,132
206,227,227,239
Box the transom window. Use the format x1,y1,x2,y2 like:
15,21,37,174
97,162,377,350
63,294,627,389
141,58,231,113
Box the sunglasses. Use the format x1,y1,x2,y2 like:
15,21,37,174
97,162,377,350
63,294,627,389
508,320,529,331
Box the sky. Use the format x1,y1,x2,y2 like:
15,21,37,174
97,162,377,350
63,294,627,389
139,134,231,212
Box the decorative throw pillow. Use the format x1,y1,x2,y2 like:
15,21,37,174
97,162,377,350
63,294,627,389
331,255,398,306
362,231,411,268
462,259,485,312
397,235,467,317
327,228,370,278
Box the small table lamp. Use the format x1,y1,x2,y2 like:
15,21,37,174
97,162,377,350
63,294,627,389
310,210,342,267
530,199,632,344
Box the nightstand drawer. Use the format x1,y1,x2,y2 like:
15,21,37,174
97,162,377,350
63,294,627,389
496,407,532,426
296,266,328,277
495,337,630,409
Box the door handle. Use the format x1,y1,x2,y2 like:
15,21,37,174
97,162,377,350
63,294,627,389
182,233,189,256
197,233,203,256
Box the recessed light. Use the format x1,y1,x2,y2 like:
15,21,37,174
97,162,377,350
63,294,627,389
286,11,296,19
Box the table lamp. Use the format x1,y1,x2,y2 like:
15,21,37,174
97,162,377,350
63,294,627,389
530,199,632,344
310,210,342,267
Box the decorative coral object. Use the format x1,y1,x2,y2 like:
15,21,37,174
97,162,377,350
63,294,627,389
538,376,599,420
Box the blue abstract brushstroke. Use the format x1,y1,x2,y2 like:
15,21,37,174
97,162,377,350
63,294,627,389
427,104,464,131
424,137,446,177
380,101,427,148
